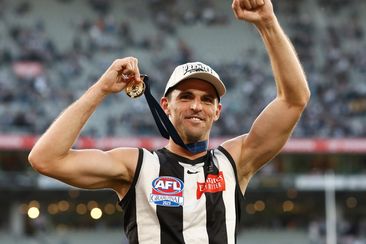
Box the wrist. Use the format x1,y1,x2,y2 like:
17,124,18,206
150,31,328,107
254,15,279,32
93,80,112,97
88,82,109,104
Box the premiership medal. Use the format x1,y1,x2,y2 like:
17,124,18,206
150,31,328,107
125,80,145,98
124,74,147,98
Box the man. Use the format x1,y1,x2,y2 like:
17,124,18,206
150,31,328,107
28,0,310,243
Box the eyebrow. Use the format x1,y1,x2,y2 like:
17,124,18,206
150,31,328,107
178,90,217,100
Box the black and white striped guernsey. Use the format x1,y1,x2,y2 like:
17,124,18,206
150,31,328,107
119,146,245,244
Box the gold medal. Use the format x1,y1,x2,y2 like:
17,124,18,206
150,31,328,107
125,80,145,98
123,74,147,98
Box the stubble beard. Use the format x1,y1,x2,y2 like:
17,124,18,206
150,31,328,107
182,126,209,144
173,113,211,144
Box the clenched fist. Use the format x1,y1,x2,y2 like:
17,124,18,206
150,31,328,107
232,0,275,26
96,57,142,95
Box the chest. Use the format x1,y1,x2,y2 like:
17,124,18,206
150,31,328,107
137,151,236,210
124,149,241,244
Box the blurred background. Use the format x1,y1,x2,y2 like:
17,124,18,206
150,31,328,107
1,0,366,243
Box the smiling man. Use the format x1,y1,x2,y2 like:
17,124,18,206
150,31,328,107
161,62,224,146
28,0,310,243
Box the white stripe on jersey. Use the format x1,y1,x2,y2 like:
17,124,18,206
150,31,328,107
179,162,209,244
214,150,237,244
135,149,161,243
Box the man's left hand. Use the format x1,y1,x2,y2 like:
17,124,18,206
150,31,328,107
232,0,275,26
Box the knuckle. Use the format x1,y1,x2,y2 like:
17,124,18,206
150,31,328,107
119,57,132,64
114,58,125,65
127,56,136,62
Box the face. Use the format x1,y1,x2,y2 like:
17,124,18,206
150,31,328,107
161,79,222,144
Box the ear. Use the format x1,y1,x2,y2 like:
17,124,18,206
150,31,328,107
160,97,170,115
213,103,222,122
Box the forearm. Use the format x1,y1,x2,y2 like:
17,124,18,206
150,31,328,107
256,18,310,106
29,83,107,162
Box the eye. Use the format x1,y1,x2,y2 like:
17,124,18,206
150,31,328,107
179,92,193,100
202,96,215,104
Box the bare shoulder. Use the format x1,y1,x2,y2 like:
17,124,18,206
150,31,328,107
220,134,248,164
104,147,141,200
106,147,141,182
220,134,253,193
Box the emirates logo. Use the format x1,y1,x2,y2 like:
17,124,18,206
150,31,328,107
196,171,226,199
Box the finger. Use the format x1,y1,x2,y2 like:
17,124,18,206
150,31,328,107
249,0,258,9
232,0,240,18
116,64,129,83
251,0,265,8
131,58,141,82
121,57,141,82
240,0,252,10
122,61,134,77
112,58,128,71
109,59,126,83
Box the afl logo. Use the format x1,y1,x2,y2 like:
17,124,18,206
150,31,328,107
152,176,184,195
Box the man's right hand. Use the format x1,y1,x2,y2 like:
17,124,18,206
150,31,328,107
96,57,142,95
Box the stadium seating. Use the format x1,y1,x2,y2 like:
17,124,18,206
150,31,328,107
1,0,366,138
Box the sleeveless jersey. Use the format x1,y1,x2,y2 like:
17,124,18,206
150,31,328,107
119,146,244,244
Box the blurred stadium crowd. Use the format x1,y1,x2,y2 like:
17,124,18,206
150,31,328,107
1,1,366,243
0,0,366,139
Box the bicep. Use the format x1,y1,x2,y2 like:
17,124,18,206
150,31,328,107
243,98,305,173
41,147,139,190
223,98,305,179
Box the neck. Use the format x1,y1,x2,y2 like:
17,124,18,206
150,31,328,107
165,139,208,159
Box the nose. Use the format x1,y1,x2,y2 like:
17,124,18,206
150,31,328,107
190,98,202,111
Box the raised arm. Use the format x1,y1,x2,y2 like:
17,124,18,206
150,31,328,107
28,57,142,197
223,0,311,190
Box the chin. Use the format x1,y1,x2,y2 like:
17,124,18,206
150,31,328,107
185,132,208,143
